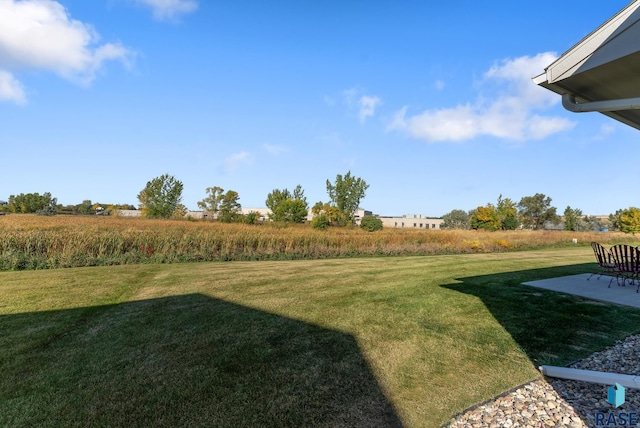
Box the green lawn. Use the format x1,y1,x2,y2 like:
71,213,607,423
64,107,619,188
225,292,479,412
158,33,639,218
2,248,640,427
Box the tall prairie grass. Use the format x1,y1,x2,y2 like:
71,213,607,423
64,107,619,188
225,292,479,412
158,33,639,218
0,214,634,270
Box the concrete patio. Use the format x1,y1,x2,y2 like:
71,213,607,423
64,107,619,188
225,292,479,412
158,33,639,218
522,273,640,309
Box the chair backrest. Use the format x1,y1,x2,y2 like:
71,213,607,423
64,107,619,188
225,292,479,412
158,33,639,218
609,244,640,272
591,242,612,266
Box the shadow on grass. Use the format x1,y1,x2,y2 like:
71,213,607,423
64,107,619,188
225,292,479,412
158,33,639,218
0,294,402,428
443,262,640,367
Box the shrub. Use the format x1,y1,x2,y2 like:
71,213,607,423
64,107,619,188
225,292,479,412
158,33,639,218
360,215,383,232
463,239,485,252
244,211,261,225
494,239,510,250
311,214,330,230
36,201,58,216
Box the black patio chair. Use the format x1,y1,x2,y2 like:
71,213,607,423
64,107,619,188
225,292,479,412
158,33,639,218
609,244,640,291
588,242,616,286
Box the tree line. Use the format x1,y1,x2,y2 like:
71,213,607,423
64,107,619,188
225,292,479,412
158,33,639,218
137,172,376,230
0,193,134,216
440,193,637,232
4,181,640,234
191,171,372,229
0,171,374,230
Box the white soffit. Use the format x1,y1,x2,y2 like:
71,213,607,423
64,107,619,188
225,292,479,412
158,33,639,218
546,1,640,84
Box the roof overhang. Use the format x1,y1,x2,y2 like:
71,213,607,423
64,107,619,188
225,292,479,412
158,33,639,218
534,1,640,130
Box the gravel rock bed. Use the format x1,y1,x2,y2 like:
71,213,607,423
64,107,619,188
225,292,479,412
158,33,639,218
445,334,640,427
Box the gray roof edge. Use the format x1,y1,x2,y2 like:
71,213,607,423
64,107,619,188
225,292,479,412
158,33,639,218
546,1,640,83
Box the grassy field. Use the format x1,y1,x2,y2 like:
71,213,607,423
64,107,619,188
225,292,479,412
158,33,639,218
0,214,635,270
2,248,640,427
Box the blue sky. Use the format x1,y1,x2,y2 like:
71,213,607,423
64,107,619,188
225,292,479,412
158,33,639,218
1,0,637,216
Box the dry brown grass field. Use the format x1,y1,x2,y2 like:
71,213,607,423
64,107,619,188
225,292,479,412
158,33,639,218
0,214,635,270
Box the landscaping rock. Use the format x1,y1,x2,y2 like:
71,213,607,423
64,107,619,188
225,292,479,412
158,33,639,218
445,334,640,428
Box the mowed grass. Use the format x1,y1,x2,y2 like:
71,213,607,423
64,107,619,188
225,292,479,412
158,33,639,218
2,248,640,427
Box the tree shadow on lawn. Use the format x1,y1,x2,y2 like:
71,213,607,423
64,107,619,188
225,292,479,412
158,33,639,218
0,294,402,428
441,262,640,424
443,262,640,367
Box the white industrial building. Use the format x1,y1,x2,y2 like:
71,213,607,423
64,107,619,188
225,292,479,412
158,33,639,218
378,214,443,230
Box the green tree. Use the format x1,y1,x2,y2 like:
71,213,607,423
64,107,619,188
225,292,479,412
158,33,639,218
243,211,261,225
279,199,308,223
266,188,289,215
563,206,590,231
584,215,605,231
311,213,330,230
517,193,558,230
171,204,188,220
609,209,624,231
218,190,241,223
470,205,501,231
266,185,309,223
496,195,518,230
619,207,640,234
77,200,94,215
7,192,56,214
311,201,347,227
311,201,325,216
137,174,184,219
36,196,58,216
326,171,369,224
563,206,579,231
360,215,383,232
197,186,225,220
440,209,471,229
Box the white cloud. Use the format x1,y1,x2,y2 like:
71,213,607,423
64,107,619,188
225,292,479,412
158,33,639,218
525,115,576,140
358,95,381,123
134,0,198,21
388,52,575,142
0,70,26,104
595,123,616,139
0,0,132,102
341,87,382,123
225,151,253,172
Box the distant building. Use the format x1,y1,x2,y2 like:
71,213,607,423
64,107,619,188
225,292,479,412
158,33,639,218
377,214,443,230
240,208,272,221
353,209,372,225
116,209,143,218
114,207,443,229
